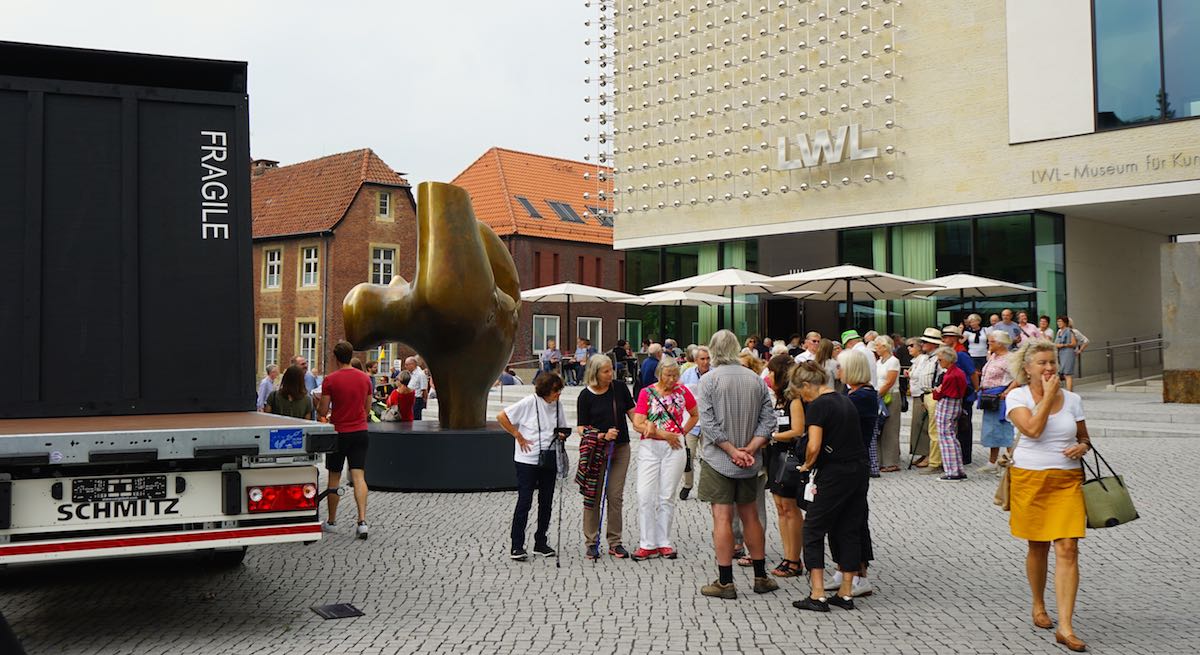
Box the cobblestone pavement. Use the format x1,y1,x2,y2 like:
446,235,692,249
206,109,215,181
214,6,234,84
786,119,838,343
2,432,1197,654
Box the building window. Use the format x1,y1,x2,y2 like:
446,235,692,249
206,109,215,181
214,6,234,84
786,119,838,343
378,191,391,218
371,247,396,285
533,314,560,354
298,321,318,365
577,317,602,348
263,248,281,289
516,196,542,218
595,257,603,286
262,322,279,369
552,253,560,284
587,206,614,227
534,251,543,286
301,246,320,287
366,344,397,377
578,256,586,284
618,319,642,347
546,200,586,223
1095,0,1200,129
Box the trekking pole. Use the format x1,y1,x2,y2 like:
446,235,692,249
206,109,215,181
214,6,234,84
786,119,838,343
593,440,615,565
556,439,566,569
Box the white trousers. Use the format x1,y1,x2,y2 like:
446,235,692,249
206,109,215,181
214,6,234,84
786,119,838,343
637,438,687,550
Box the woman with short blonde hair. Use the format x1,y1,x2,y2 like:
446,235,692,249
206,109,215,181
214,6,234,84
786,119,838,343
1004,339,1092,652
873,335,902,472
836,349,872,386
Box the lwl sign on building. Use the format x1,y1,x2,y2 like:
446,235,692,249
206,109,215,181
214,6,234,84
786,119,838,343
777,124,879,170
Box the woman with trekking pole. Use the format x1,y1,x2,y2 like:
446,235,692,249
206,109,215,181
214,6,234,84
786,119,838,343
576,354,637,560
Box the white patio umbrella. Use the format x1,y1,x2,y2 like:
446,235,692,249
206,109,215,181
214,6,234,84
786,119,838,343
647,268,780,328
520,282,635,350
769,265,938,327
619,290,747,307
909,273,1041,316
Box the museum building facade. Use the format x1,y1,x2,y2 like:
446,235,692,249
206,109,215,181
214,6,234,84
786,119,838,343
588,0,1200,368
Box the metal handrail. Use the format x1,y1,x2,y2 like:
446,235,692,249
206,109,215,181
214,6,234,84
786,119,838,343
1099,334,1164,385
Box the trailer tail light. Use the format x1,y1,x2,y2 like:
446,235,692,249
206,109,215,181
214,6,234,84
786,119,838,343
246,483,318,513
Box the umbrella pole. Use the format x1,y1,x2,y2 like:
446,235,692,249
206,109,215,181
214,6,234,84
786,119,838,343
729,285,735,336
566,297,572,382
845,279,854,332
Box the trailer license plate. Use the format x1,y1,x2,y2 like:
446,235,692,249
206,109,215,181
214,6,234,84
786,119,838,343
72,475,168,503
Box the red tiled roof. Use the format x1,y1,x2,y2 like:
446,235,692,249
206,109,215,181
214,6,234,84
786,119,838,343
252,149,409,239
451,147,614,245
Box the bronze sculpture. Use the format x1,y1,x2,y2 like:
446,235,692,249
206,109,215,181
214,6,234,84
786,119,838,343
343,182,520,429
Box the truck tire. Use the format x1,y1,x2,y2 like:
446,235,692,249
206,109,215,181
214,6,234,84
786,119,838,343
207,546,248,567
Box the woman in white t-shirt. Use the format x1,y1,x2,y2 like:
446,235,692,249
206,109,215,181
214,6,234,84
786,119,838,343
963,313,989,371
497,372,569,562
1004,340,1093,653
873,335,903,472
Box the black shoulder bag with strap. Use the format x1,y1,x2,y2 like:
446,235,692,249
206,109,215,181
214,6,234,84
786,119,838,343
535,400,559,471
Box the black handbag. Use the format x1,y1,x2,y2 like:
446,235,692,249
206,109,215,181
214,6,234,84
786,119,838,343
535,400,560,471
768,437,806,496
978,393,1002,412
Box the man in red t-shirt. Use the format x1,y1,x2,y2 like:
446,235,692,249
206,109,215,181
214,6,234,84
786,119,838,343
317,341,374,539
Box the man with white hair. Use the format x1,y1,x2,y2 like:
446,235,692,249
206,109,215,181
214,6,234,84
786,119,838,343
636,342,663,400
697,330,778,599
405,356,429,420
256,364,279,411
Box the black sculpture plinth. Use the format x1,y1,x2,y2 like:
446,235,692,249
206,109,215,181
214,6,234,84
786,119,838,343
365,421,516,492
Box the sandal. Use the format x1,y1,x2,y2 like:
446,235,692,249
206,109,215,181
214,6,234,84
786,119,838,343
881,465,901,473
771,559,803,577
733,545,751,566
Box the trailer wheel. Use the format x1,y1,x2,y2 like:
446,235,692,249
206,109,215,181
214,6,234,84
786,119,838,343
207,546,248,567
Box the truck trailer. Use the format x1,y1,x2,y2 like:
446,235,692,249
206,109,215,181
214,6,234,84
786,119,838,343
0,41,335,565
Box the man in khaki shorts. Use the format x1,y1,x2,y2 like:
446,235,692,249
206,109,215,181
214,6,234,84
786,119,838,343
695,330,778,599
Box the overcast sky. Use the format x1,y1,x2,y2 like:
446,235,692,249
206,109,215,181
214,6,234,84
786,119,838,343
2,0,594,184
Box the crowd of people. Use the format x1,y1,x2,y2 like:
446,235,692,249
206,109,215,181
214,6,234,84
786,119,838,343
249,306,1096,651
502,308,1095,651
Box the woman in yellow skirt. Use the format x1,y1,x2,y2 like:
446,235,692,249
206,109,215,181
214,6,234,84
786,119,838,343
1004,340,1092,652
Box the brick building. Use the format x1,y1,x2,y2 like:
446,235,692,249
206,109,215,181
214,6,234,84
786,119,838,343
251,149,416,378
452,147,622,365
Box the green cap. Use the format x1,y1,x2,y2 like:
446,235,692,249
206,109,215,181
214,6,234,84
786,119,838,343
840,329,862,343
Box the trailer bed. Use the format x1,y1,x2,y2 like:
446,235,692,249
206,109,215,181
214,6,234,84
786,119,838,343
0,412,335,465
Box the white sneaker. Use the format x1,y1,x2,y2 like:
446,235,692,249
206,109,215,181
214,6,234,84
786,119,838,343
851,577,874,597
823,570,843,591
321,521,337,533
977,462,997,473
356,522,369,540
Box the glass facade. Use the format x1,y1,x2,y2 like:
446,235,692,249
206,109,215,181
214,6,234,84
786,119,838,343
620,241,759,347
838,213,1067,336
622,213,1067,343
1095,0,1200,129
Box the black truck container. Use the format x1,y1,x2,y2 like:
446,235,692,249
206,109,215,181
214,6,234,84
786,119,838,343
0,41,254,419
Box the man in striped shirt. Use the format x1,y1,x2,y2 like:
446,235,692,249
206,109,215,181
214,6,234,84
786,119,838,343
696,330,778,599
